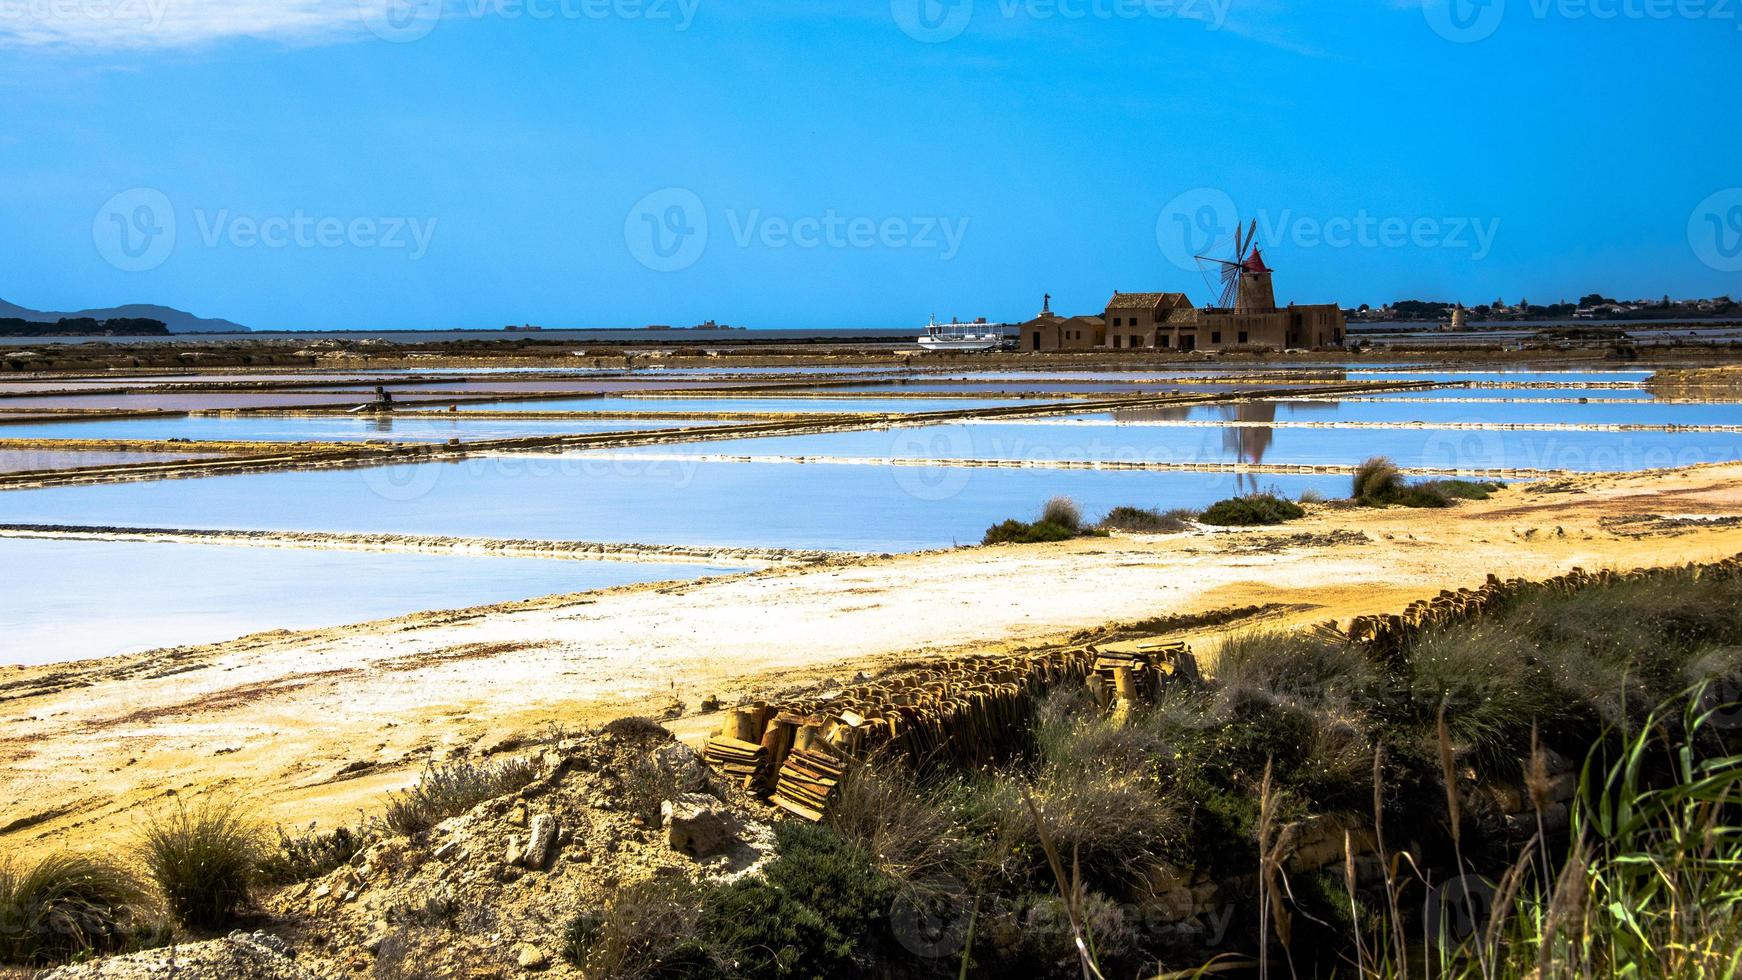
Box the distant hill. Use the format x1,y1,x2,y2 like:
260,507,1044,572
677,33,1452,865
0,298,249,334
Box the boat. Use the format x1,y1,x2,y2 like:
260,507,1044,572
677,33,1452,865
917,316,1007,352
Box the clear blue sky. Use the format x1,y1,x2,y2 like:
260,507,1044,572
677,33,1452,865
2,0,1738,330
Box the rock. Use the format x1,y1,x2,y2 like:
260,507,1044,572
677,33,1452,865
433,840,463,861
35,933,321,979
504,843,525,867
662,793,735,858
524,813,559,869
651,740,710,793
509,801,528,826
514,943,549,970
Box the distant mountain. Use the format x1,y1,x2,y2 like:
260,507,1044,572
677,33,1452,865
0,298,249,333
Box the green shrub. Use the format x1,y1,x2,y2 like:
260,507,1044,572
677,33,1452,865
1039,496,1083,532
699,879,849,980
1198,493,1305,526
763,823,892,945
0,854,149,965
1097,505,1197,533
1351,456,1402,501
384,757,539,835
982,519,1077,545
257,821,377,885
138,799,264,930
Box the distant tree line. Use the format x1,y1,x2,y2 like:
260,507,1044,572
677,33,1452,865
0,317,170,336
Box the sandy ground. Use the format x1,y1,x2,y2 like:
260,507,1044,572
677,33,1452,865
5,463,1742,857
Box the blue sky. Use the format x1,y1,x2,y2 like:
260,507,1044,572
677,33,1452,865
2,0,1738,330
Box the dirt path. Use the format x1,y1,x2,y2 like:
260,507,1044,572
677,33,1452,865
5,463,1741,856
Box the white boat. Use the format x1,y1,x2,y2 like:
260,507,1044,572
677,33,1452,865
917,316,1005,352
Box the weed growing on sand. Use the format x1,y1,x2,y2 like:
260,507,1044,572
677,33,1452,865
1198,493,1306,526
1038,496,1083,533
384,757,540,835
1097,505,1198,533
138,798,265,930
0,854,152,965
1354,455,1502,509
257,818,381,885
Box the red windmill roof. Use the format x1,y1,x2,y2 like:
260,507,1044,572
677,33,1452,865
1243,248,1272,275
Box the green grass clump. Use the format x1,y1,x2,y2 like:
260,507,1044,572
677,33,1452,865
1198,493,1306,526
1352,455,1403,501
1353,456,1503,508
0,854,150,965
1038,495,1083,532
1097,505,1198,533
138,798,264,930
384,757,539,835
982,519,1078,545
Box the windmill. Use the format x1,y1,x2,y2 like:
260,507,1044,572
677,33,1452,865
1195,218,1277,312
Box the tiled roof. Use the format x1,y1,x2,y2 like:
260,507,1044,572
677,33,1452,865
1105,291,1189,310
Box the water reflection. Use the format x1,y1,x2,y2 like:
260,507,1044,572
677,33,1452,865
1111,401,1340,493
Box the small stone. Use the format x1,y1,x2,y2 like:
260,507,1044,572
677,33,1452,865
504,843,525,867
433,840,462,861
662,793,735,858
514,943,549,970
524,814,559,869
509,801,528,827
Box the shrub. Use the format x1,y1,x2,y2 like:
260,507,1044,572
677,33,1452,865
0,854,149,964
569,877,717,979
763,823,893,945
138,798,264,930
1039,496,1083,532
1198,493,1305,526
1097,505,1197,533
384,757,540,835
982,519,1076,545
1351,456,1402,502
256,820,378,885
699,879,850,979
561,910,605,966
826,764,967,885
